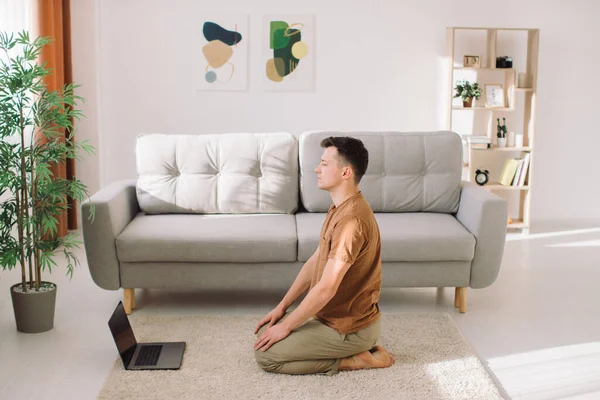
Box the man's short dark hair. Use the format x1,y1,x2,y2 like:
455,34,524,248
320,136,369,184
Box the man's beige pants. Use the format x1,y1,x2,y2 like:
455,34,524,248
254,313,380,376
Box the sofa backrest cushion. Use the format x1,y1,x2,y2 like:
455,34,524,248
298,131,462,213
136,133,299,214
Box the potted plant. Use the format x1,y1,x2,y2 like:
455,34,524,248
0,31,95,333
453,80,482,107
496,118,507,147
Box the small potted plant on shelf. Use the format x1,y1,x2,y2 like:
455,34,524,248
0,31,95,333
496,118,508,147
453,80,482,108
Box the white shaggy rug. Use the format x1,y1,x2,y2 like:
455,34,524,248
98,313,503,400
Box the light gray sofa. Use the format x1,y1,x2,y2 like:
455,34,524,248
81,131,507,314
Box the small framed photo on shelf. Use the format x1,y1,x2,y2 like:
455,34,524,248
463,55,481,68
485,84,505,108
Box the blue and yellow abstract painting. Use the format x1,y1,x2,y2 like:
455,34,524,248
199,14,248,91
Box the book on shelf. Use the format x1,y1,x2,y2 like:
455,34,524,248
464,135,491,144
498,153,530,186
464,135,491,149
517,153,531,186
512,157,524,185
499,159,520,186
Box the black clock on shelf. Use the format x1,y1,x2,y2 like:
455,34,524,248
475,169,489,186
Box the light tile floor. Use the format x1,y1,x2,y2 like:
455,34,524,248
1,221,600,400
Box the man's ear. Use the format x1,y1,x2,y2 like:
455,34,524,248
342,165,354,181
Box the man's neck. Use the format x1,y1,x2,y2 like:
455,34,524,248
330,186,360,208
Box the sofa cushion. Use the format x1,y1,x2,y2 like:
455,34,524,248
295,212,326,262
116,213,297,262
296,212,475,262
136,132,299,214
298,131,462,213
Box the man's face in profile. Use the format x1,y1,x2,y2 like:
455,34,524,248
315,146,346,191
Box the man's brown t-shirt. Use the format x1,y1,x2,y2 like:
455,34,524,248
310,191,382,334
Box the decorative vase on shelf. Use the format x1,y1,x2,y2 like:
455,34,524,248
497,137,507,148
515,133,524,148
463,97,473,107
507,131,516,147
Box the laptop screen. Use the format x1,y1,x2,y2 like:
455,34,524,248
108,302,137,366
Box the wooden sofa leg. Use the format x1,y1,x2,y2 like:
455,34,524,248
124,288,135,314
454,288,460,308
455,287,467,313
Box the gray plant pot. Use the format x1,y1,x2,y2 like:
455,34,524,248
10,281,57,333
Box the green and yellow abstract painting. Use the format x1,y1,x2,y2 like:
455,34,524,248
264,15,314,91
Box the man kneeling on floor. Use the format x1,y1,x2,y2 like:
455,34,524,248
253,136,395,375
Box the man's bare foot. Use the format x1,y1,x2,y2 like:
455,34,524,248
339,346,395,371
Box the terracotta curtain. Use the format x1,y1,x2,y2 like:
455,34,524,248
35,0,75,237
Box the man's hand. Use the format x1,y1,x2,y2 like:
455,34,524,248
253,323,291,352
254,305,286,335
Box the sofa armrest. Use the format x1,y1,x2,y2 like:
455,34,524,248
455,181,508,289
81,179,139,290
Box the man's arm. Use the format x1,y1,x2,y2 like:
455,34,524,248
276,246,320,311
253,247,321,335
254,216,366,351
280,257,352,332
280,216,366,332
254,257,352,351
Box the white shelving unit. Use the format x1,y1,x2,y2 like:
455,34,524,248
445,27,539,231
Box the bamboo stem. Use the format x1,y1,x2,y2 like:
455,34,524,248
27,169,33,288
36,254,41,289
32,155,38,290
16,189,26,292
18,106,28,292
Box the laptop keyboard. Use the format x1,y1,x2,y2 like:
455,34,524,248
134,344,163,366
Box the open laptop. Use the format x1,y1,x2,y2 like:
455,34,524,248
108,301,186,370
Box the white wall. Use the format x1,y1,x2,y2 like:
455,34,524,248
71,0,101,198
71,0,600,224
